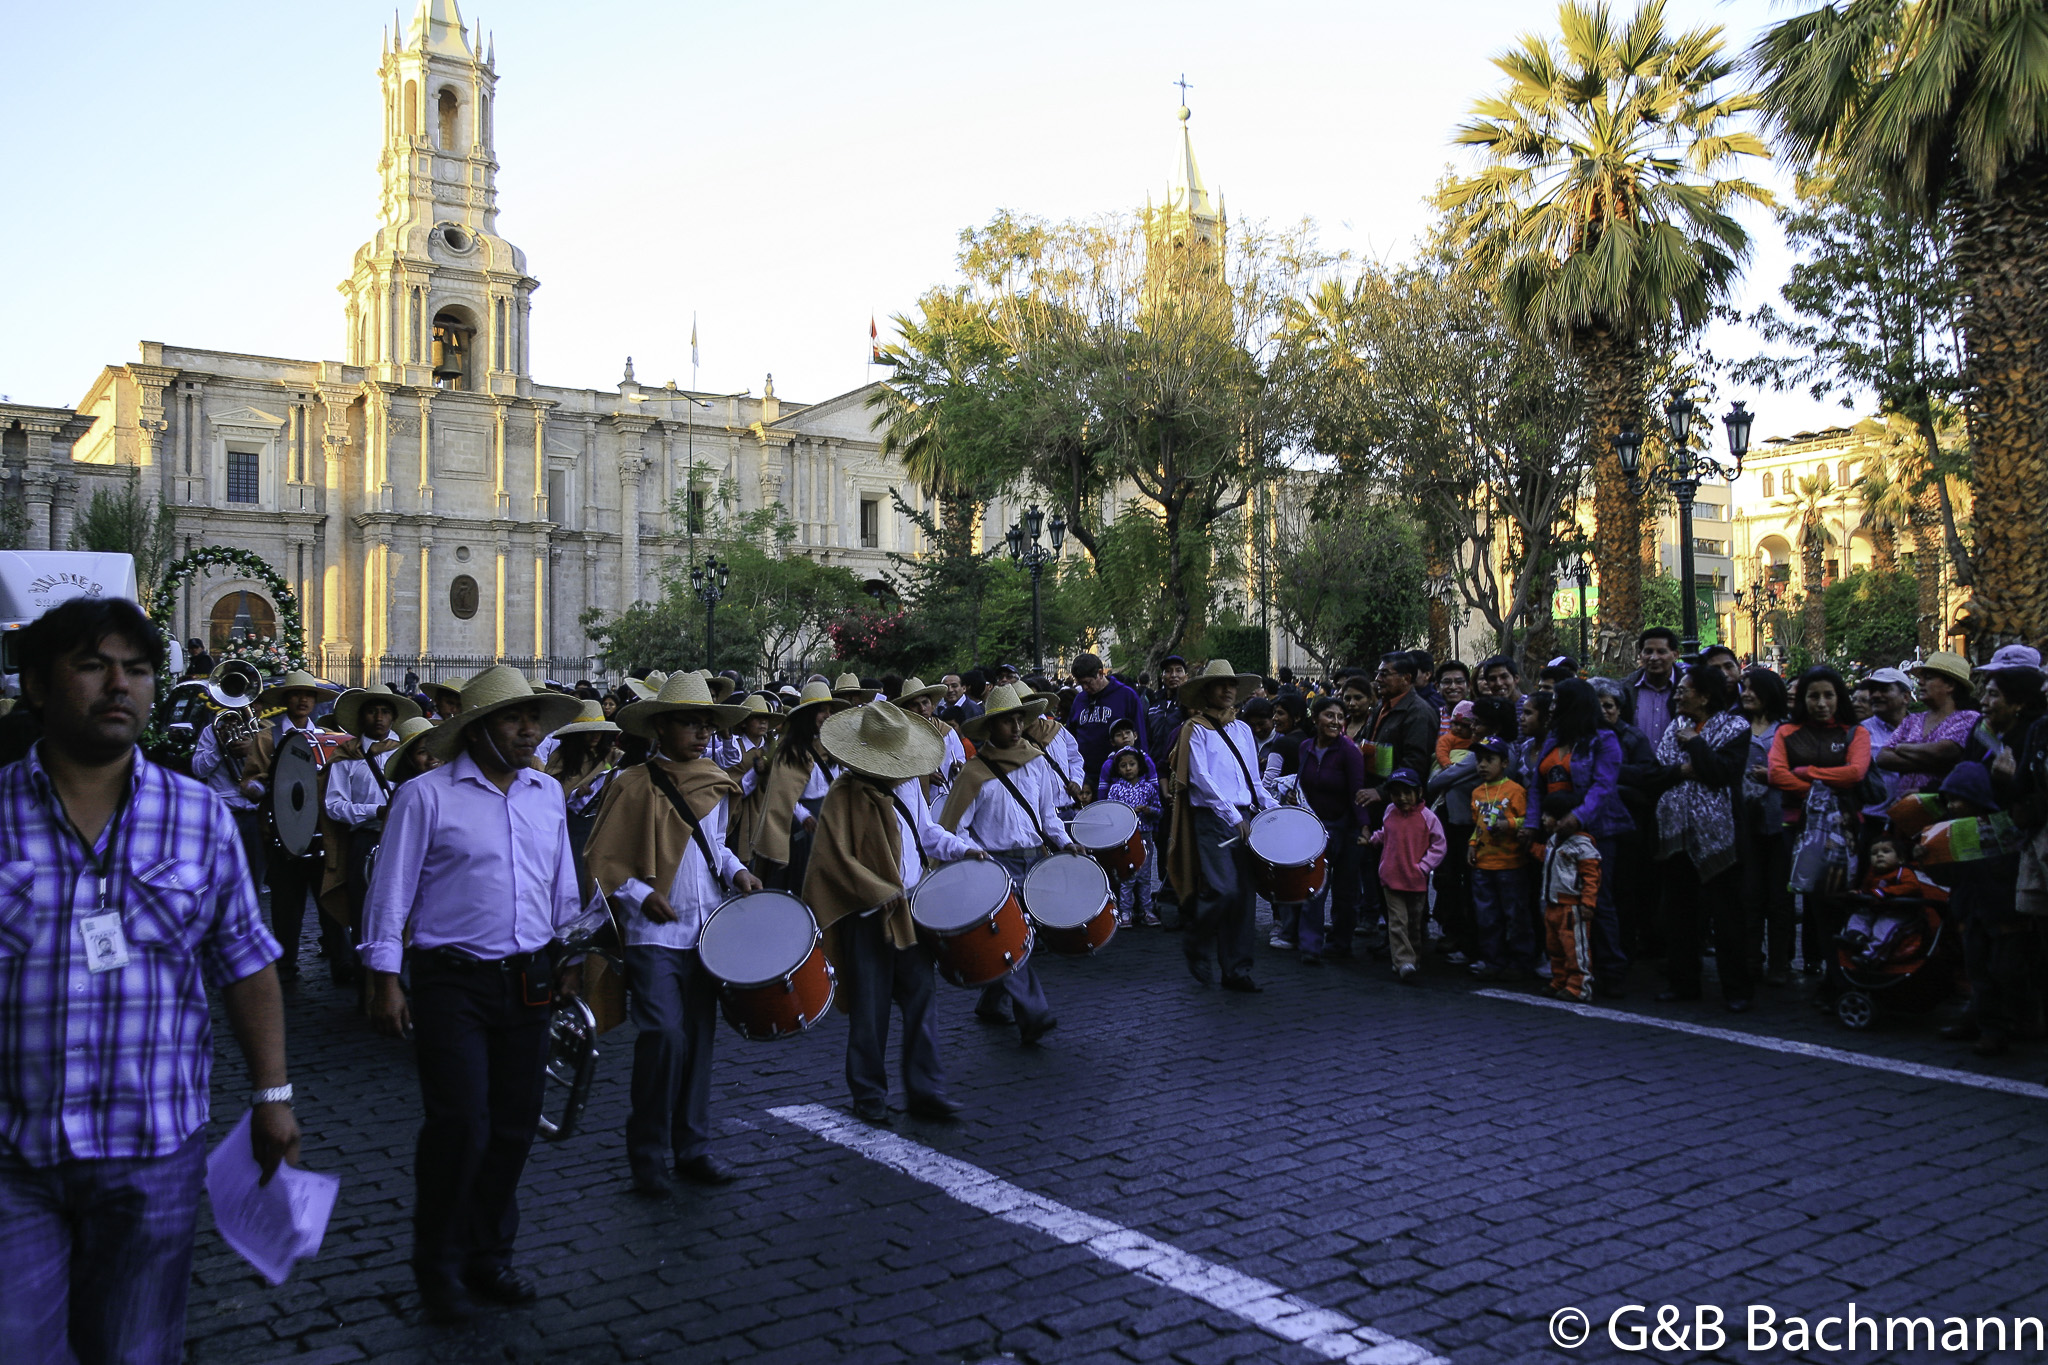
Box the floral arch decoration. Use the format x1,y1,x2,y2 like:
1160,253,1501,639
152,546,307,673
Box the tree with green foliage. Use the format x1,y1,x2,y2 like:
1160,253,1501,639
1824,567,1919,673
71,479,177,608
1776,469,1845,658
1751,0,2048,644
1440,0,1770,665
1269,492,1430,676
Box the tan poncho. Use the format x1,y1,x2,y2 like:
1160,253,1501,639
731,742,820,867
1164,706,1236,901
583,756,739,901
936,739,1044,833
801,773,918,1015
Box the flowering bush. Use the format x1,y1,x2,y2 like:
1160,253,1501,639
218,635,296,677
825,608,911,670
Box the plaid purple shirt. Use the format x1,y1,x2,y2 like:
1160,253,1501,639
0,744,279,1166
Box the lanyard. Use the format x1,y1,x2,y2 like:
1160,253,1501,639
50,775,135,916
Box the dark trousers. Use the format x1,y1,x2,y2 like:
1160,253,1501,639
980,851,1054,1030
1470,864,1531,967
624,944,718,1171
230,807,268,893
1615,825,1661,961
408,954,551,1288
1663,854,1751,1001
839,913,947,1108
566,809,597,896
1289,821,1360,956
1437,825,1475,954
1187,809,1256,980
1592,836,1629,976
1961,913,2038,1036
1740,827,1795,971
754,825,815,895
0,1133,204,1365
265,849,323,974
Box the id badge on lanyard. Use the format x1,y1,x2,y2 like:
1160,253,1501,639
80,869,129,974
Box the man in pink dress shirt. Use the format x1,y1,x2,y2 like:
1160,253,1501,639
360,666,583,1324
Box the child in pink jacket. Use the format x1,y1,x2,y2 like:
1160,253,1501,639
1369,767,1447,983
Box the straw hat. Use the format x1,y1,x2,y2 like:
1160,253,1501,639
254,669,325,710
554,699,621,736
383,716,439,775
420,675,466,707
961,683,1049,743
693,668,738,703
1177,658,1262,710
621,677,658,701
733,693,784,727
1909,651,1974,689
832,671,873,704
895,676,949,707
424,664,584,759
616,671,750,738
784,678,848,723
332,681,423,733
820,698,943,781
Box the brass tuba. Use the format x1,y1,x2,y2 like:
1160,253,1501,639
207,658,266,777
536,995,599,1142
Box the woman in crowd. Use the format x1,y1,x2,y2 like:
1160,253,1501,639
1287,696,1368,965
1521,679,1633,988
1592,675,1663,964
1768,666,1873,973
1650,665,1755,1011
1878,652,1979,799
1739,667,1795,984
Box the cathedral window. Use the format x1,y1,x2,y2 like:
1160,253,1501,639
437,89,459,150
687,489,706,533
860,498,880,549
1761,472,1773,498
431,311,473,390
226,450,260,504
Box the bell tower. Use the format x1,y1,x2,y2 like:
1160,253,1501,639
341,0,537,394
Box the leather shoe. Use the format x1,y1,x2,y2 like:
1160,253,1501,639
1725,998,1753,1014
1019,1016,1058,1046
852,1098,892,1126
1939,1022,1983,1042
630,1167,675,1199
1183,948,1214,986
675,1153,736,1186
462,1265,537,1305
417,1281,473,1324
906,1094,963,1121
1655,990,1701,1003
1221,974,1264,994
973,1007,1014,1026
1974,1031,2011,1058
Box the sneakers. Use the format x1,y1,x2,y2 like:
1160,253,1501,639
1116,910,1133,928
1142,909,1161,927
1468,961,1501,980
1268,935,1297,950
1395,963,1420,985
1442,950,1469,966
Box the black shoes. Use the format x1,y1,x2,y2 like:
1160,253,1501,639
1184,948,1215,986
973,1006,1014,1025
417,1281,472,1324
1725,998,1753,1014
852,1098,892,1126
462,1266,537,1305
1939,1022,1983,1042
630,1166,675,1199
1019,1016,1058,1046
1221,974,1263,994
676,1153,737,1186
906,1094,963,1122
1655,990,1701,1003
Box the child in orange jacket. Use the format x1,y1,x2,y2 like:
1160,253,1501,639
1537,789,1602,1002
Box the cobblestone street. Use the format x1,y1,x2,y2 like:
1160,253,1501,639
187,916,2048,1365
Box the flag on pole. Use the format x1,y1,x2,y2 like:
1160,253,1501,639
691,313,699,371
870,315,893,366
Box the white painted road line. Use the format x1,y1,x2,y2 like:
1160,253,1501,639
1475,988,2048,1102
768,1103,1447,1365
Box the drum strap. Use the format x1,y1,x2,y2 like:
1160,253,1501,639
646,763,731,891
889,795,929,870
988,766,1052,850
365,751,394,800
1214,725,1260,804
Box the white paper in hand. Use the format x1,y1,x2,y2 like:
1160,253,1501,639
205,1110,339,1286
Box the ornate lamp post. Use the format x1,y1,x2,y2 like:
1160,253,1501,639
1615,395,1754,652
690,555,730,665
1733,581,1780,664
1560,551,1593,664
1006,503,1066,676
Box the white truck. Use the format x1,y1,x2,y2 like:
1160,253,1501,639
0,550,182,693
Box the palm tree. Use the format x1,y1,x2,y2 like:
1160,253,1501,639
1853,452,1911,573
1752,0,2047,644
866,292,1015,550
1439,0,1771,667
1778,469,1843,656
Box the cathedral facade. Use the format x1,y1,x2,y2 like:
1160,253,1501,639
0,0,917,684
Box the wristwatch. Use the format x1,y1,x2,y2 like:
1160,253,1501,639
252,1084,294,1107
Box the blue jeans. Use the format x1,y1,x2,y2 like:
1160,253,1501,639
1469,866,1531,967
1290,821,1359,956
0,1131,205,1365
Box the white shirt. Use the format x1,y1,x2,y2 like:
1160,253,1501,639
534,734,560,765
324,746,394,828
891,777,979,891
191,714,317,813
953,756,1074,854
360,752,582,972
1187,719,1274,824
926,727,970,814
611,797,748,950
1041,727,1085,792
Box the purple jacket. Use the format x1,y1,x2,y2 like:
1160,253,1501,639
1521,729,1634,839
1069,677,1148,780
1297,735,1368,827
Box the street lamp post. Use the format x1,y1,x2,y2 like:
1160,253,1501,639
690,554,730,665
1006,503,1066,676
1733,582,1780,664
1561,552,1593,664
1615,395,1754,653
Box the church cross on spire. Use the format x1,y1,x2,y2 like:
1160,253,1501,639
1174,73,1193,107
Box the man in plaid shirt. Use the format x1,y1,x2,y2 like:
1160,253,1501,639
0,597,298,1365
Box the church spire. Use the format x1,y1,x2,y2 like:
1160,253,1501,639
1155,96,1223,251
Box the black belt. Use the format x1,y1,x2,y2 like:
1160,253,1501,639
424,946,550,974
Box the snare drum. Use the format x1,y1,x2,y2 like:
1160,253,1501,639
1247,806,1329,903
910,860,1033,987
696,891,835,1041
1022,853,1117,956
1068,801,1145,879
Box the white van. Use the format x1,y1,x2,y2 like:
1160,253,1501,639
0,551,183,692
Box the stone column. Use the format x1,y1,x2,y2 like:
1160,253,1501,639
316,384,357,674
618,453,647,607
417,524,436,660
531,404,548,520
417,389,434,513
532,532,546,661
493,535,509,662
493,400,510,518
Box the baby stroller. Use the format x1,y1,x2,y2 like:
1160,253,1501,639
1830,893,1959,1030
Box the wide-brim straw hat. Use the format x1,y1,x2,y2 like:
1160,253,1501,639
617,671,750,738
332,681,423,733
692,668,737,703
784,678,849,723
621,677,658,701
383,716,439,774
424,664,584,759
895,675,948,706
1178,658,1262,710
832,671,873,704
1910,651,1974,689
554,699,621,736
820,698,943,781
961,683,1049,743
419,676,466,706
734,694,784,726
254,669,325,710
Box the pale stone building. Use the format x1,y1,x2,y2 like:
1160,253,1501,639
3,0,918,684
